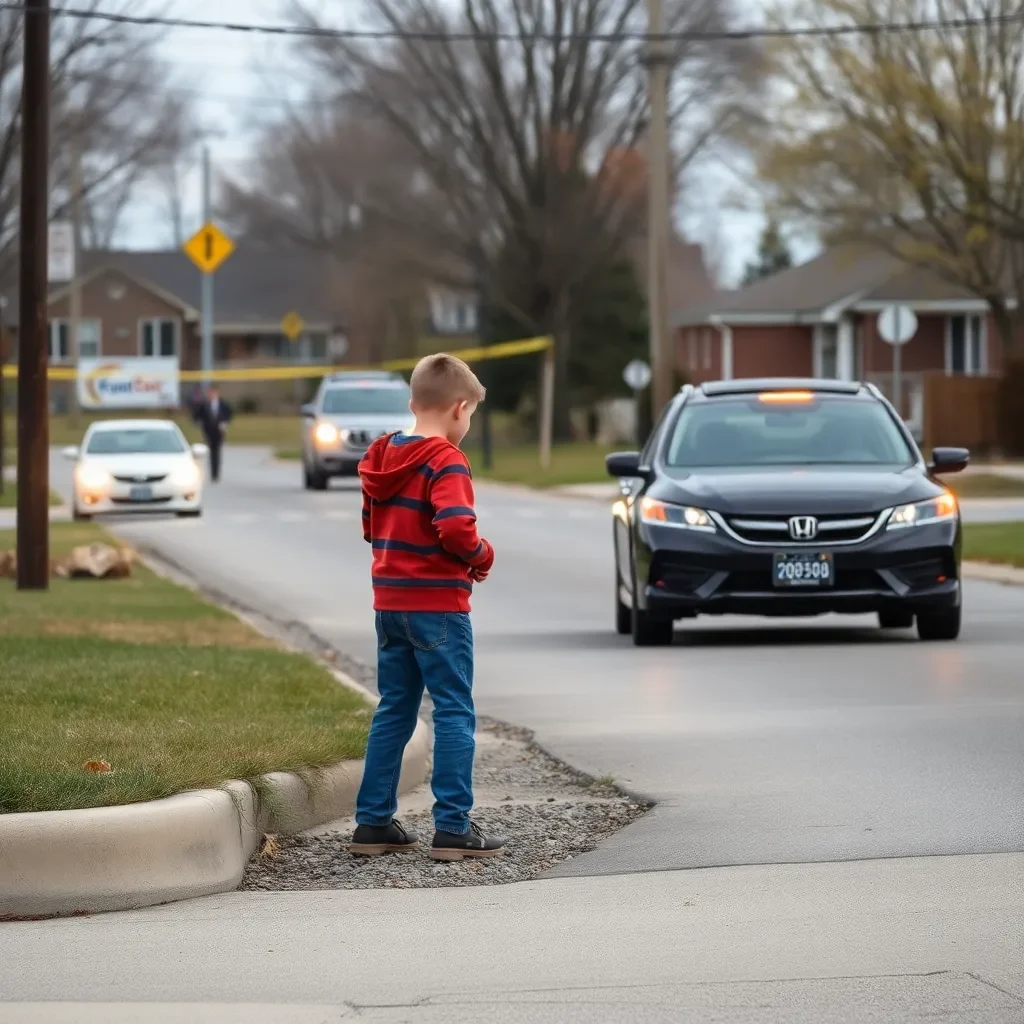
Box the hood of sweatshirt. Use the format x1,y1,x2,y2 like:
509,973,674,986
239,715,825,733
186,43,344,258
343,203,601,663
359,433,456,502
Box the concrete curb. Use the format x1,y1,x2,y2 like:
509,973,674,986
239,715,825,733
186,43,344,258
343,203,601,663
0,720,430,920
962,560,1024,586
0,553,432,920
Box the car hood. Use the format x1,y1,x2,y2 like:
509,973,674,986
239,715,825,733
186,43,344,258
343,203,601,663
80,452,193,475
319,414,416,433
655,464,942,516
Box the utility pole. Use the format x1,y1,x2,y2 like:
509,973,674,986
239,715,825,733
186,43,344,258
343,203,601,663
645,0,673,421
67,124,83,426
474,261,493,470
201,146,213,385
18,0,51,591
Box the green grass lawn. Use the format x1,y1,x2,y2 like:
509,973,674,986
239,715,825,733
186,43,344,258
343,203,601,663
962,521,1024,569
0,522,370,814
0,480,65,509
276,441,615,488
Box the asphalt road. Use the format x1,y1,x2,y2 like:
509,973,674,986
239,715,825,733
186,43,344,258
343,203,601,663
47,447,1024,875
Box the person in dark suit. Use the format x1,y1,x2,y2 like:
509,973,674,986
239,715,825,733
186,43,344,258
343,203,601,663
193,385,232,482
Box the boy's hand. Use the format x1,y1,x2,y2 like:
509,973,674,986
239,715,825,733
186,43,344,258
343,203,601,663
469,566,489,583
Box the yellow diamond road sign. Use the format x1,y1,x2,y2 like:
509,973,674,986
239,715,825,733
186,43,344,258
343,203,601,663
183,221,235,274
281,311,305,341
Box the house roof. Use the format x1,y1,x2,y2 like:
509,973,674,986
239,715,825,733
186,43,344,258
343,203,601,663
673,241,1010,327
2,245,344,330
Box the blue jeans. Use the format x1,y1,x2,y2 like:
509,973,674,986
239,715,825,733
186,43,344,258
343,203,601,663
355,611,476,835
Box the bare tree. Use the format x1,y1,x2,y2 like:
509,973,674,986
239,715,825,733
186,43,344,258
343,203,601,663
286,0,758,437
756,0,1024,354
0,1,200,272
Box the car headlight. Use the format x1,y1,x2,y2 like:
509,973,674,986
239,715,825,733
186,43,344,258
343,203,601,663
640,497,716,532
170,462,201,488
76,463,111,492
314,422,340,446
887,492,958,529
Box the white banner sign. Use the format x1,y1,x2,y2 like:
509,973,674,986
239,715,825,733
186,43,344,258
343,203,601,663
48,221,75,283
77,358,180,410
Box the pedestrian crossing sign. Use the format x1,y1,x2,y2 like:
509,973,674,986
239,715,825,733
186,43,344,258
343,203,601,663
281,311,305,341
183,221,235,274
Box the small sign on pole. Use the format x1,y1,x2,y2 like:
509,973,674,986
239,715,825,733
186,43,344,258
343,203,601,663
877,304,917,418
623,359,652,446
47,221,75,283
281,311,305,342
183,221,235,275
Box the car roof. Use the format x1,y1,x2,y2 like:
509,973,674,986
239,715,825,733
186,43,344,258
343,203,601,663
697,378,867,399
87,419,179,431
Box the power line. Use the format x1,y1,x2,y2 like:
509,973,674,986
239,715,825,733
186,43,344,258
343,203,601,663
1,1,1022,44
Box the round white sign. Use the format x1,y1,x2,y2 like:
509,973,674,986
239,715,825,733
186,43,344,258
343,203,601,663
623,359,652,391
877,304,917,346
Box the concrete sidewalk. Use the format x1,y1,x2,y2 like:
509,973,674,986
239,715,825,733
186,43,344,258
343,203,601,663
3,853,1023,1022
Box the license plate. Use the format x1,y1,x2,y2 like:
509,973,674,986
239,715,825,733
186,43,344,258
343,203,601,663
773,552,834,588
129,486,153,502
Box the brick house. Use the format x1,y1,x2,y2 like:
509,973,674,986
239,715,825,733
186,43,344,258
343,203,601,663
674,244,1009,435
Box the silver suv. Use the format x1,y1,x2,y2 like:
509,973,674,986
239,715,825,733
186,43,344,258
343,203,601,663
300,371,414,490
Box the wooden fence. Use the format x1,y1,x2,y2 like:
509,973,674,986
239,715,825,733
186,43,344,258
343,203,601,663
921,372,1001,454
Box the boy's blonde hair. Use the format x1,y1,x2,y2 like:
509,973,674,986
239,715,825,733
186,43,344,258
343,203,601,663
409,353,486,411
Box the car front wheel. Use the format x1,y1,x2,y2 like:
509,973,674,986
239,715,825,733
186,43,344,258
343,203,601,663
632,604,674,647
615,573,632,635
304,462,328,491
916,604,961,641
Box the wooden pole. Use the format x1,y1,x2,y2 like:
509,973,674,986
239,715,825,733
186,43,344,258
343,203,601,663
17,0,51,591
645,0,673,422
539,343,555,470
67,123,83,426
0,302,6,498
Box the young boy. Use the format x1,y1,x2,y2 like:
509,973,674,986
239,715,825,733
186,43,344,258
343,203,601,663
349,353,504,861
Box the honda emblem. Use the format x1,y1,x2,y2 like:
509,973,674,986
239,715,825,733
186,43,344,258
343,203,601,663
789,516,818,540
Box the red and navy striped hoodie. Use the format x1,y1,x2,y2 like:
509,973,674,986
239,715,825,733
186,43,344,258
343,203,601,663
360,433,494,612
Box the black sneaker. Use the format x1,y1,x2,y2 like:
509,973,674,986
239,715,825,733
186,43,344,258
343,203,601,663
349,819,419,856
430,821,505,861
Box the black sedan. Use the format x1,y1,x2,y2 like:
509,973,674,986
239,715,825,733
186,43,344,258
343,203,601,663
608,379,968,646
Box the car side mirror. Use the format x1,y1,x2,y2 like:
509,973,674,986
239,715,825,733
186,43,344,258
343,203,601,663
929,446,970,475
301,403,316,419
606,451,647,479
61,445,79,461
191,443,209,459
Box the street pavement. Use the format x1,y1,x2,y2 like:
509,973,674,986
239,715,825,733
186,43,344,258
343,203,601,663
3,446,1024,1022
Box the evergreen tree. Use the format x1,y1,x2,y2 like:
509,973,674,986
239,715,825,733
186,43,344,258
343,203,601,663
743,217,793,284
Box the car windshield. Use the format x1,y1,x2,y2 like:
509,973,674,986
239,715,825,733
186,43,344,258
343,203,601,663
86,428,186,455
665,395,915,468
320,386,411,415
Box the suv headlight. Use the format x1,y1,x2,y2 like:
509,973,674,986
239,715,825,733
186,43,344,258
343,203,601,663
887,492,957,529
640,497,716,532
314,422,340,446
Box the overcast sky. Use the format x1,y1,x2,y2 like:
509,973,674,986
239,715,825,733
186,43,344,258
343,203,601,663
122,0,777,287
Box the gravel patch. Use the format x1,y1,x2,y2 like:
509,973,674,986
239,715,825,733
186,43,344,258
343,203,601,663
242,719,649,891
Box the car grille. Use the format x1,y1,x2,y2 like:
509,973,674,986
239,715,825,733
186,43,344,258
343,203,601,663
112,474,167,484
346,429,391,449
723,512,880,545
721,566,883,594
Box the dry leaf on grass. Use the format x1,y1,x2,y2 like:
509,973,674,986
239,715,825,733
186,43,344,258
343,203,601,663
259,834,280,860
83,759,113,774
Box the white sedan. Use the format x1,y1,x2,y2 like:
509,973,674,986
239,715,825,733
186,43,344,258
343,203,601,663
64,419,207,520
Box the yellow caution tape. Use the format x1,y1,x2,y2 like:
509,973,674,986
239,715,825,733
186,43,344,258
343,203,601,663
0,335,553,382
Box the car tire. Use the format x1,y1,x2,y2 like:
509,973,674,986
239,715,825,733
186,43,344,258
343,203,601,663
615,575,632,635
632,604,674,647
72,506,91,522
916,605,961,641
176,510,202,519
878,609,914,630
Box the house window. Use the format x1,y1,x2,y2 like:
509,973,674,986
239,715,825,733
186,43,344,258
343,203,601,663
140,318,178,358
48,321,69,362
947,315,985,374
78,320,100,359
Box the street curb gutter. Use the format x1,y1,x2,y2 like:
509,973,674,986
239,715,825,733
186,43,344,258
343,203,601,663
0,551,432,920
0,726,429,920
